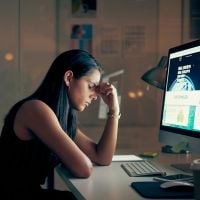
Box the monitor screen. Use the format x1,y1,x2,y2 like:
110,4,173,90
159,39,200,154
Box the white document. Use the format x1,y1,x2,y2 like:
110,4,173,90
112,154,143,162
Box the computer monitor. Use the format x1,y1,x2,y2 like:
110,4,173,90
159,39,200,158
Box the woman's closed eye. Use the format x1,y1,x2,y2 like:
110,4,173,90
88,83,97,90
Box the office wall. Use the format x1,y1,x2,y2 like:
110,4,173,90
0,0,19,128
0,0,194,151
0,0,56,130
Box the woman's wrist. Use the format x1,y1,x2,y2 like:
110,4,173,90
107,111,121,119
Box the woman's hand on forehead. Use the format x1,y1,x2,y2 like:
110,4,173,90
95,82,119,113
95,82,112,95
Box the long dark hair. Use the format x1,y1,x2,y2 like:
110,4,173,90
10,50,102,139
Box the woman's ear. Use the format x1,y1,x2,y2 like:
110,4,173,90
64,70,73,86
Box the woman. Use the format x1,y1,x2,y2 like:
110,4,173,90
0,49,120,199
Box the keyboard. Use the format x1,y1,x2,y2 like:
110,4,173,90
121,160,166,177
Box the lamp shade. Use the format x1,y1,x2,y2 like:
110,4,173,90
141,56,168,90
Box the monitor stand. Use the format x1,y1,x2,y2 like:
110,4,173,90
171,163,192,173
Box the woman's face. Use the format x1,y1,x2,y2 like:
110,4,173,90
67,69,101,111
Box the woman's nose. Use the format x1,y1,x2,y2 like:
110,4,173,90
91,92,98,101
93,95,98,101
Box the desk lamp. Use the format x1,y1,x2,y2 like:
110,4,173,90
141,56,168,90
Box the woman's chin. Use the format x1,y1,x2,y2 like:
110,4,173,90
77,105,86,112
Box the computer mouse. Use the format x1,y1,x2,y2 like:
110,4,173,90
160,181,194,189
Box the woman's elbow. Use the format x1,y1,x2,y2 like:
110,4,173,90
74,163,93,178
80,165,93,178
96,158,112,166
100,161,112,166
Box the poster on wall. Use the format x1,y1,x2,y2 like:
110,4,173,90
122,25,145,57
96,25,121,56
70,24,93,53
71,0,97,18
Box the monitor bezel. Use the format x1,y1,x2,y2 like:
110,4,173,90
159,39,200,140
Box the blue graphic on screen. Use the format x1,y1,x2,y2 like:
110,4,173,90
162,51,200,133
169,75,195,91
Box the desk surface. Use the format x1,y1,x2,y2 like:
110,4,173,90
56,153,197,200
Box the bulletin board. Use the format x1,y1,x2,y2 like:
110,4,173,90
57,0,160,126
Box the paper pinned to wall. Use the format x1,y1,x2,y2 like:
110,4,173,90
122,25,145,56
97,25,121,56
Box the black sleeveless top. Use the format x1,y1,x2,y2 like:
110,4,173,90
0,100,60,191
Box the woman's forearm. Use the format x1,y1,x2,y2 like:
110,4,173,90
96,112,120,165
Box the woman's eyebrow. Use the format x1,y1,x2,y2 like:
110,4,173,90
89,81,98,86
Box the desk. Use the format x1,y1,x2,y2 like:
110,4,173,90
56,153,198,200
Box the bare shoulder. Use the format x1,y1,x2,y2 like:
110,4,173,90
14,99,60,140
20,99,59,125
19,99,58,120
21,99,52,112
